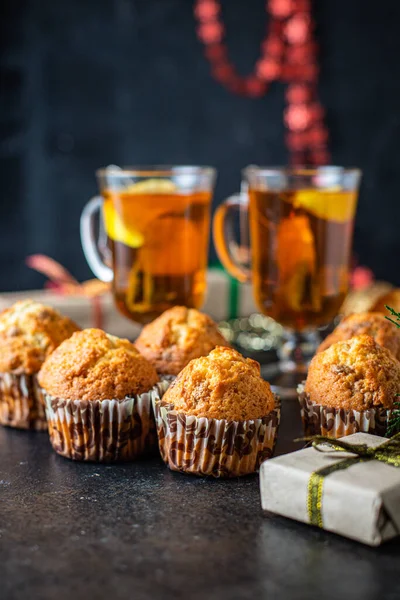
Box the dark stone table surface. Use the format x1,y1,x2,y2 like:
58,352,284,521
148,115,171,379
1,399,400,600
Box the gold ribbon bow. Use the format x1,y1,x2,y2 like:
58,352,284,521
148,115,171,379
300,433,400,528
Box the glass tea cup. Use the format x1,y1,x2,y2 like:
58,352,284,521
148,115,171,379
81,165,216,324
213,166,361,394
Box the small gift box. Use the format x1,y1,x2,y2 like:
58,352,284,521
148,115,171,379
0,258,258,335
203,268,258,321
0,288,139,338
260,432,400,546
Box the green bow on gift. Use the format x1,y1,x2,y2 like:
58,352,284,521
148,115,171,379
298,433,400,528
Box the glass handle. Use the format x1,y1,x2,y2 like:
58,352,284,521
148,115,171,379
80,196,113,283
213,193,251,283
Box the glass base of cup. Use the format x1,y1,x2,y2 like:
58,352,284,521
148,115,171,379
260,365,304,400
261,329,321,399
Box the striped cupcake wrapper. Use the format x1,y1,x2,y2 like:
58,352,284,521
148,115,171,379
154,395,280,478
297,382,392,438
43,380,170,462
0,372,47,430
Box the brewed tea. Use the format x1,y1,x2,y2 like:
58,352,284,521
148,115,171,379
103,185,211,324
248,188,357,330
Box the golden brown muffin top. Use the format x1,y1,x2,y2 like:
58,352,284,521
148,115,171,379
38,328,159,401
318,312,400,360
340,281,393,316
162,346,275,420
135,306,230,375
371,289,400,315
305,334,400,411
0,299,80,375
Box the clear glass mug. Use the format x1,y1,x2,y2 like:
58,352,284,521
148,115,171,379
213,166,362,391
81,165,216,324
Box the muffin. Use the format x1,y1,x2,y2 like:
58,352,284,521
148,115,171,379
298,334,400,438
135,306,230,376
155,346,280,477
371,289,400,314
340,281,393,316
38,328,169,462
317,312,400,360
0,299,80,430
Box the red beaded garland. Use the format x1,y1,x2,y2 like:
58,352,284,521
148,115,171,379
194,0,330,165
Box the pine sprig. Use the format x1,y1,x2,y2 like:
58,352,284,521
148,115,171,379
387,399,400,437
385,305,400,328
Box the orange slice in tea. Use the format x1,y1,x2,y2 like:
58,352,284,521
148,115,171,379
277,215,316,281
141,217,201,275
293,189,357,223
277,215,320,311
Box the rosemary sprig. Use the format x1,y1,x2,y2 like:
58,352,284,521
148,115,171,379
385,305,400,328
387,400,400,437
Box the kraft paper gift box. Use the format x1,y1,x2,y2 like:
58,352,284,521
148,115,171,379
260,432,400,546
0,288,140,339
203,268,258,321
0,268,258,336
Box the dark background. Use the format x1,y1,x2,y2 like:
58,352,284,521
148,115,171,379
1,0,400,292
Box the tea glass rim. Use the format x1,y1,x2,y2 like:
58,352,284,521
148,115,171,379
242,165,362,178
96,165,216,178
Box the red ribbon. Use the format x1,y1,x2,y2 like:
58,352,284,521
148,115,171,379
26,254,109,329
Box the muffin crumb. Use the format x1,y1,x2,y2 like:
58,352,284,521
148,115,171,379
318,311,400,359
0,299,80,374
163,346,275,420
135,306,230,375
305,334,400,411
372,289,400,314
38,328,158,400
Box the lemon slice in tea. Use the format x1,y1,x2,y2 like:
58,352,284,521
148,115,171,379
103,200,145,248
125,178,177,194
103,179,178,248
293,189,357,223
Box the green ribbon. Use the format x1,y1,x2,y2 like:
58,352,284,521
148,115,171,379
209,264,240,320
228,275,239,320
299,433,400,528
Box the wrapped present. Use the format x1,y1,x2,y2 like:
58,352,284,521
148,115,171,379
203,267,258,321
0,257,258,337
0,255,139,338
260,432,400,546
0,287,140,339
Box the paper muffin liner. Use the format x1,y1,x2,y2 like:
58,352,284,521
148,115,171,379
297,382,392,438
159,374,177,384
0,372,47,430
154,395,281,478
43,380,170,462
